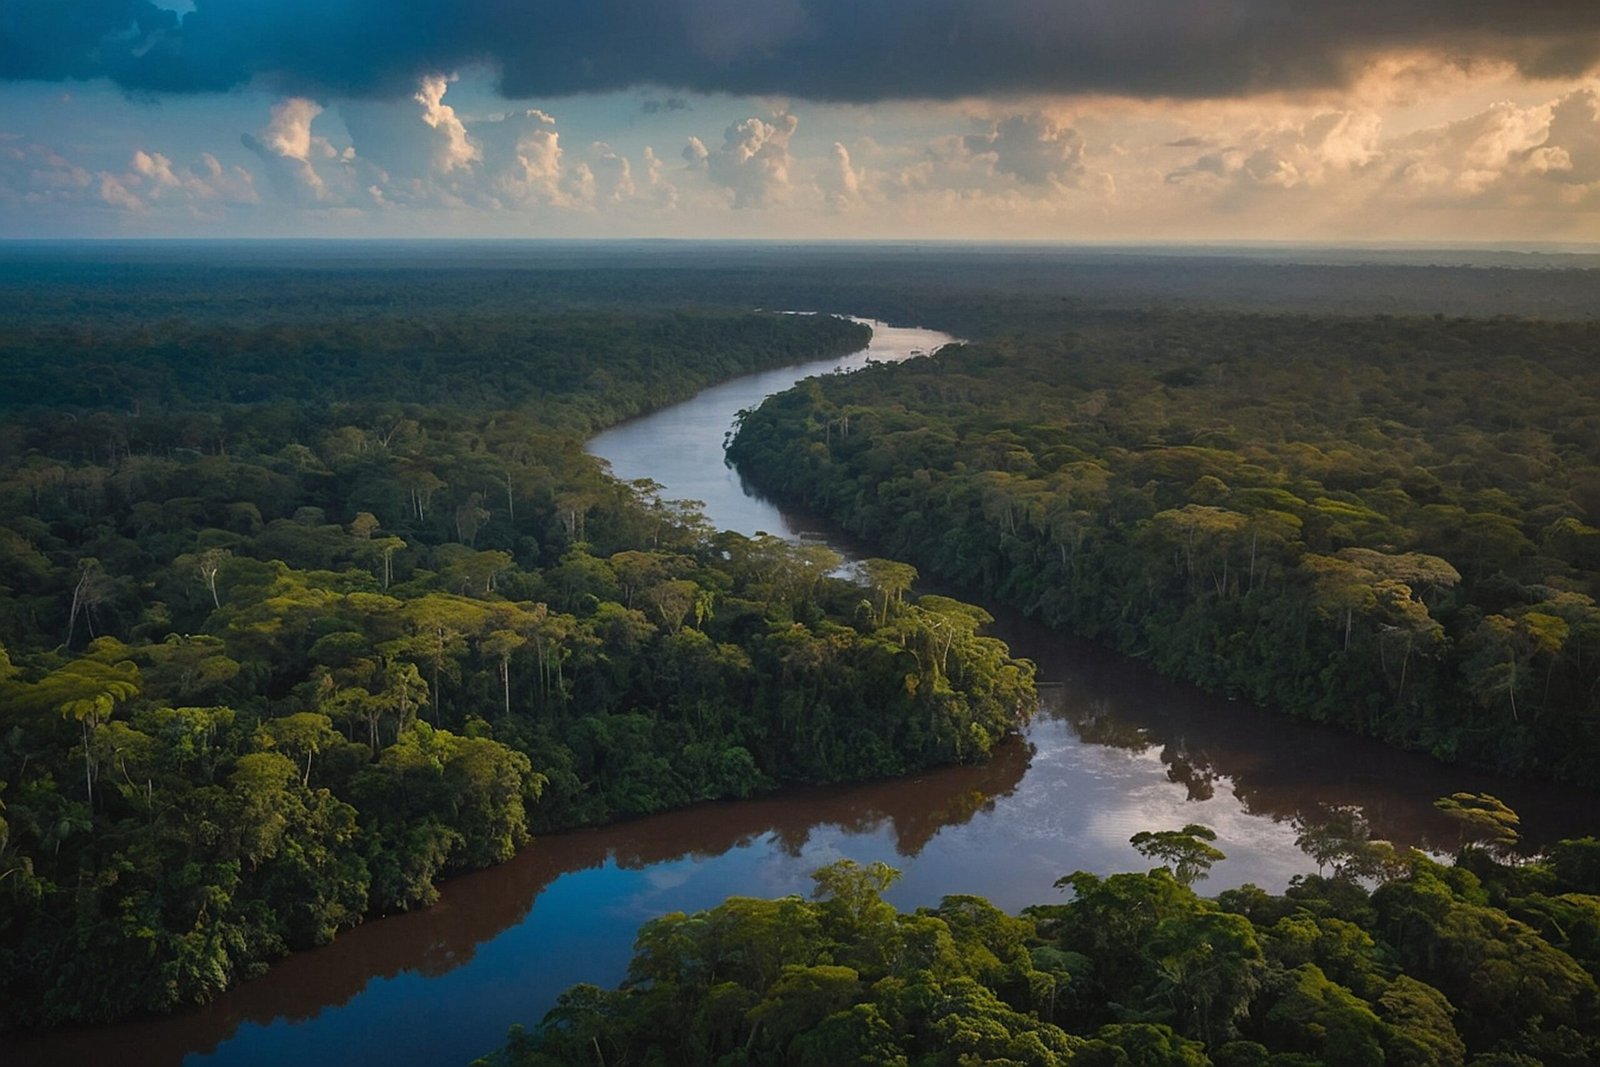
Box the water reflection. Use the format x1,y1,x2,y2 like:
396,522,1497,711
2,735,1032,1067
1030,618,1599,858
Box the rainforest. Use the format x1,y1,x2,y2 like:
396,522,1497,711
1,243,1598,1067
727,311,1600,784
0,268,1036,1028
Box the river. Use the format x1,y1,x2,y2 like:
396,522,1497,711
9,319,1598,1067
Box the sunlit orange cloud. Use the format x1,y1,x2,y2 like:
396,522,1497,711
784,50,1594,243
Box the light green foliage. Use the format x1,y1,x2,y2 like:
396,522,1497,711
255,712,340,785
1081,1023,1210,1066
1033,868,1264,1048
1263,964,1386,1067
1371,857,1598,1049
860,558,919,625
1292,806,1410,882
497,864,1092,1066
1433,792,1521,854
748,964,864,1046
1130,824,1227,886
1377,976,1465,1067
812,858,902,918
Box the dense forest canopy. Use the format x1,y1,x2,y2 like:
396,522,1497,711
3,242,1598,1057
728,310,1600,784
2,242,1597,334
483,824,1600,1066
0,297,1035,1029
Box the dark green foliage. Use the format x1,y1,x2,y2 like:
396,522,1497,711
0,308,1034,1029
727,312,1600,784
0,310,871,433
479,859,1087,1067
1548,837,1600,893
485,843,1600,1066
1371,858,1598,1048
1130,824,1226,886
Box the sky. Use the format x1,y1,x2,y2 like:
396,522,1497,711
1,0,1598,242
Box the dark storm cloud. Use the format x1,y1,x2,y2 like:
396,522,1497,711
0,0,178,82
640,97,692,115
4,0,1598,101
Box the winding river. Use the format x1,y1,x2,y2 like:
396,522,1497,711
10,320,1599,1067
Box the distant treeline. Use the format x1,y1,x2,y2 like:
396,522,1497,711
0,308,1035,1028
728,310,1600,784
0,310,865,429
3,243,1598,336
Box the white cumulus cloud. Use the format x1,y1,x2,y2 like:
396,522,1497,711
243,98,337,202
694,113,798,208
963,113,1088,187
263,98,322,162
415,75,481,173
130,149,260,205
819,141,864,209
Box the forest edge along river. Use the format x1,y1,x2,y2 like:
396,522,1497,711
9,317,1598,1067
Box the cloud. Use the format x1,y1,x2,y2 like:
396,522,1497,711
693,113,798,208
5,2,1599,103
1153,87,1600,228
131,148,260,204
0,0,178,82
2,142,126,215
98,172,144,212
323,93,669,214
819,141,863,209
640,146,678,208
498,109,568,205
130,149,180,188
0,137,257,223
640,96,691,115
0,141,92,206
590,143,635,201
242,97,334,202
479,108,625,210
1544,90,1600,188
1168,111,1382,189
415,74,480,172
7,56,1594,240
963,113,1087,187
190,153,261,203
1391,88,1600,206
262,97,321,161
